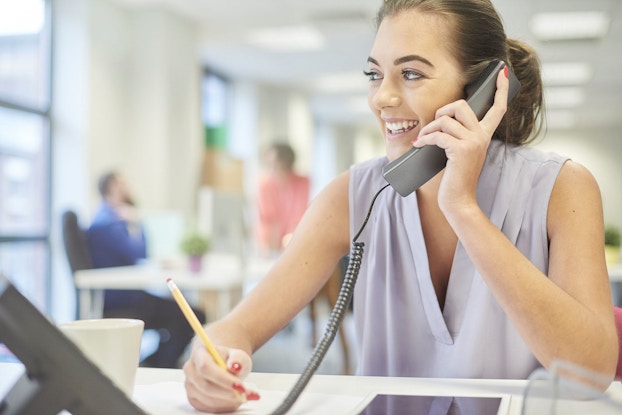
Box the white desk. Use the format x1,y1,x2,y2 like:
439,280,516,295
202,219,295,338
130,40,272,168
74,253,245,320
133,368,622,415
133,368,521,414
2,363,622,414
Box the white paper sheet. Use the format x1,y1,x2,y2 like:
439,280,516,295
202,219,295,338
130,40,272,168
133,381,363,415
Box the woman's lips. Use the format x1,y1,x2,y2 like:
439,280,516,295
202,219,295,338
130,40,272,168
385,120,419,141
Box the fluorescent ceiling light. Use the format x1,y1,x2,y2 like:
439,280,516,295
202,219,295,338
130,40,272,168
541,62,593,86
530,11,609,41
544,87,585,108
247,26,325,52
0,0,44,36
347,95,371,113
315,71,369,93
546,109,576,129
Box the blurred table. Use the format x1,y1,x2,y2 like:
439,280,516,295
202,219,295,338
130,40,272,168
609,263,622,282
74,253,244,321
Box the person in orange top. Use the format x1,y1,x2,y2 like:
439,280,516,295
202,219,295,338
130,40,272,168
255,142,310,256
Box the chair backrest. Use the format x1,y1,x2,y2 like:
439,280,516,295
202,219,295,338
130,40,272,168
61,210,93,274
614,306,622,380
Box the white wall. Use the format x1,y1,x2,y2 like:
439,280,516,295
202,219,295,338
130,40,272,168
51,0,202,322
534,129,622,229
87,1,203,215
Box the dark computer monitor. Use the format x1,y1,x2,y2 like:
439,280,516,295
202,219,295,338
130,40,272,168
0,274,147,415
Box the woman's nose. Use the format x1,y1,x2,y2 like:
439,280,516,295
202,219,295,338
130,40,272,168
370,79,401,109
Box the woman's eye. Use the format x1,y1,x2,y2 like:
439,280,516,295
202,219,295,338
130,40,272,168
402,70,422,81
363,70,382,82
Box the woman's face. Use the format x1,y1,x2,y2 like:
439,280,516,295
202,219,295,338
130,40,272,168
367,10,465,161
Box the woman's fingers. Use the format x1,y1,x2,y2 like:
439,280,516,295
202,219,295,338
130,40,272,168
480,66,510,136
227,348,253,379
415,66,510,150
183,345,259,413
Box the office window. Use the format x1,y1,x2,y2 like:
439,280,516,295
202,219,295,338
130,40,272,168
202,71,229,149
0,107,49,236
0,0,50,110
0,0,51,311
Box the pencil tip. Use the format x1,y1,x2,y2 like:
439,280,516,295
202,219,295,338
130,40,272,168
166,278,172,283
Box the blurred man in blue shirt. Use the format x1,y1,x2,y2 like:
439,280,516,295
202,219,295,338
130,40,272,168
87,171,205,368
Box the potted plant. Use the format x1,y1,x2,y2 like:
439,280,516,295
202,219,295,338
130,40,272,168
605,225,621,265
180,232,211,272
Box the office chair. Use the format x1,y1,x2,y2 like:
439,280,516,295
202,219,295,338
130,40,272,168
61,210,94,317
61,210,164,364
614,306,622,380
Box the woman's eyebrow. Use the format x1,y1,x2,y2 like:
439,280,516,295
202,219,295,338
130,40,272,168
395,54,434,67
367,55,435,68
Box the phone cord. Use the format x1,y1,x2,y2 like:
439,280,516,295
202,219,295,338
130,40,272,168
270,183,389,415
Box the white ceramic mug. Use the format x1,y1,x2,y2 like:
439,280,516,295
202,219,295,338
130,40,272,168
59,318,144,396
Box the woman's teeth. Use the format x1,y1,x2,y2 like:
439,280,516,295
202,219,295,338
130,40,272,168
386,120,419,134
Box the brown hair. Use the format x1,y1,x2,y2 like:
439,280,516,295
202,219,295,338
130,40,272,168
375,0,544,145
268,142,297,171
97,171,118,198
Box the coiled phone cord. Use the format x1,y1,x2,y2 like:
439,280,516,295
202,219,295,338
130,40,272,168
270,183,390,415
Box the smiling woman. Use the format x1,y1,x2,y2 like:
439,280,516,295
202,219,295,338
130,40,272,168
179,0,617,413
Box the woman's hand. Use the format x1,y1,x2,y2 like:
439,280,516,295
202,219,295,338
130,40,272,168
183,340,259,413
414,67,510,216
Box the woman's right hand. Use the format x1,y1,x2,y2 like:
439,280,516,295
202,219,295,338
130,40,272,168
183,340,259,413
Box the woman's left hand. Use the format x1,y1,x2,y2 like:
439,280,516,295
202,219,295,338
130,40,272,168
414,67,510,215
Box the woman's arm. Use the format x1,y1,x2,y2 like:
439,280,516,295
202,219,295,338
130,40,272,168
446,161,617,380
208,170,351,353
183,171,352,413
416,69,617,381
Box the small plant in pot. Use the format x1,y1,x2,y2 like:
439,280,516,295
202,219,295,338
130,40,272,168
180,232,211,273
605,225,621,265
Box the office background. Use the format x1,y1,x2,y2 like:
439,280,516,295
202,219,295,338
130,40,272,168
0,0,621,328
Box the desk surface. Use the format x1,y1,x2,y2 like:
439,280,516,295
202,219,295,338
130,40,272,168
133,368,622,415
2,363,622,415
134,368,523,414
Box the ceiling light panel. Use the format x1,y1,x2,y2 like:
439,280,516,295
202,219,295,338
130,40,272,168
347,95,371,113
314,71,368,93
246,25,325,52
544,87,585,108
530,11,609,41
546,109,577,129
541,62,593,86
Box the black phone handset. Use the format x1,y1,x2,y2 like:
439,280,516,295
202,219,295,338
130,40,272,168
381,60,521,197
270,61,520,415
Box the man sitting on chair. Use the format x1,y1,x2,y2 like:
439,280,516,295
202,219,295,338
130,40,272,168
86,170,205,368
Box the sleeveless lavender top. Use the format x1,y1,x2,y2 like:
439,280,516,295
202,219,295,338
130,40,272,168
349,140,568,379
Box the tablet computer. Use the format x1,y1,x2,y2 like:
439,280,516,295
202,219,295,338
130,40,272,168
353,393,508,415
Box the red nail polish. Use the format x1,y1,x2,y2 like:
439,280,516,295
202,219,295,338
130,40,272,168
503,66,509,78
230,362,242,373
247,391,261,401
232,382,246,394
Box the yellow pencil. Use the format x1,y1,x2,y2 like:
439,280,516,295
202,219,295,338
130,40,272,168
166,278,227,370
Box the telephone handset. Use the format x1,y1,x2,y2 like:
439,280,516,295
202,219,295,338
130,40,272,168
381,60,521,197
